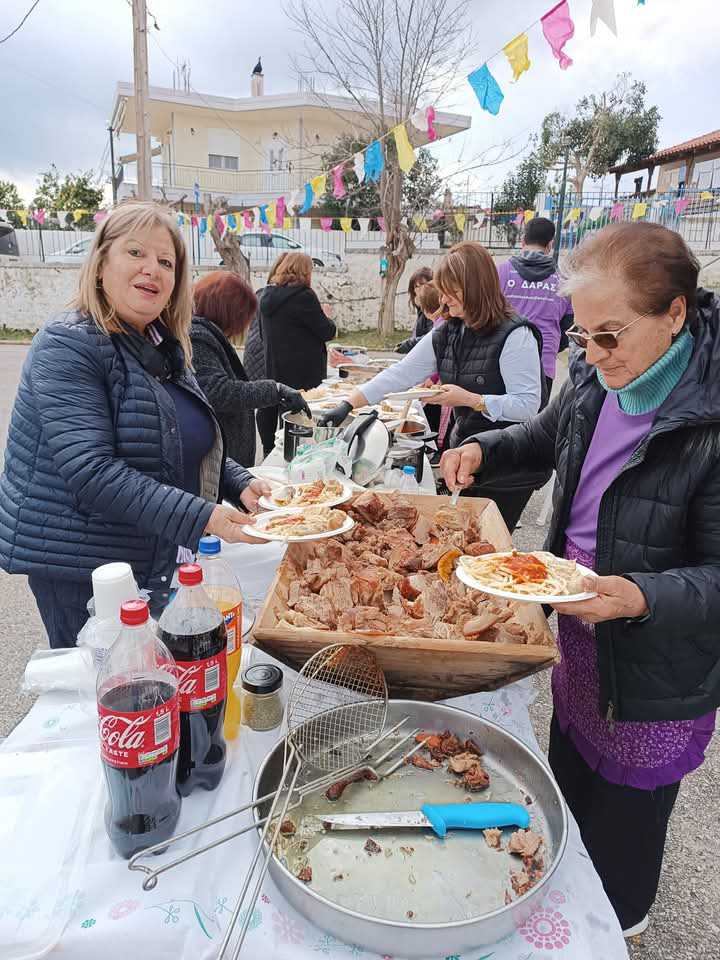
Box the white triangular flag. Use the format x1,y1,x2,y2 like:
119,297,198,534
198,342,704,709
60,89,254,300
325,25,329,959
288,190,301,213
353,151,366,184
590,0,617,36
358,218,370,232
588,206,605,222
409,108,426,132
0,209,7,221
56,210,69,226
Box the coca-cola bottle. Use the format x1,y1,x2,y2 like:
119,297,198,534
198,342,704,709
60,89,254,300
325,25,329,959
97,599,181,860
158,563,227,796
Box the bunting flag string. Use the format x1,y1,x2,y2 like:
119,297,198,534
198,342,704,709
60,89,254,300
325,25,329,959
339,217,353,233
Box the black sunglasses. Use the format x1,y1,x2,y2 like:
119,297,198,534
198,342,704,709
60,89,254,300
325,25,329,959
566,310,652,351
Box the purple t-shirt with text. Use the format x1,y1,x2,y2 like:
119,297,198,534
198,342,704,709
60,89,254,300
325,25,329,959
497,258,571,378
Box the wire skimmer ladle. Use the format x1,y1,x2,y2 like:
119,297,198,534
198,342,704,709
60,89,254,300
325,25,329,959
129,644,410,958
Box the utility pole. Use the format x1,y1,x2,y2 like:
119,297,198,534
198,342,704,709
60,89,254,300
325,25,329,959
108,126,118,205
131,0,152,200
553,143,570,264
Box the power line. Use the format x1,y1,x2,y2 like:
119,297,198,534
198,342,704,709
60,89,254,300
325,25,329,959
0,0,41,44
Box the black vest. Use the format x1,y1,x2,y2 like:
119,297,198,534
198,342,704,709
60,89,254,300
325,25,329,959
432,316,547,446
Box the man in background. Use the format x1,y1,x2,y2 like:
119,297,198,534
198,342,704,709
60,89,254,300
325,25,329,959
497,217,573,390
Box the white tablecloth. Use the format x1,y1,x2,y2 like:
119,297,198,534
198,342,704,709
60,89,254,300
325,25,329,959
2,542,629,960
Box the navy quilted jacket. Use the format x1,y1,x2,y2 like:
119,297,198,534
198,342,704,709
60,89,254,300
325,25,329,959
0,310,252,594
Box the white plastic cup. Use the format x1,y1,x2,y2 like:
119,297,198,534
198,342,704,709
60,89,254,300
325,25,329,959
91,562,138,621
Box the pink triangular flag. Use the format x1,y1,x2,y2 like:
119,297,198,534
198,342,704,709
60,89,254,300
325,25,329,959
320,217,333,232
191,215,199,228
33,208,46,225
426,105,437,142
276,196,286,224
243,210,253,229
377,216,385,231
541,0,575,70
610,202,624,221
674,197,690,216
332,164,346,199
214,213,226,236
93,210,108,224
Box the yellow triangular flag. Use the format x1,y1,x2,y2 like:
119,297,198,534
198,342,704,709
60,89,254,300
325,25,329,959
454,212,466,233
15,209,28,226
412,214,428,232
392,124,416,173
631,202,648,220
700,191,714,201
524,209,535,223
339,217,353,233
310,174,327,199
266,201,277,229
567,207,581,223
503,33,531,82
72,209,87,223
283,216,293,230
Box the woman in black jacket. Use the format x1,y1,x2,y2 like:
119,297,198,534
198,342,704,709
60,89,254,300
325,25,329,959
258,252,336,454
441,222,720,938
191,271,310,466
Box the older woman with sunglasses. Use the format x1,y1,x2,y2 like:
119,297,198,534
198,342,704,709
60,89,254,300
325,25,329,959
441,222,719,938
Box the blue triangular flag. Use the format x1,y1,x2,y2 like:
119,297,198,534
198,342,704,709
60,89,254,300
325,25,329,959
364,140,385,183
467,63,504,115
300,183,314,214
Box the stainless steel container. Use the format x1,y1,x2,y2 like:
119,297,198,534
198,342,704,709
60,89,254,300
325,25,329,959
253,699,568,958
282,412,345,462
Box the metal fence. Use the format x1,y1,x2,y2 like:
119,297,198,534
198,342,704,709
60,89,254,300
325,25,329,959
458,189,720,254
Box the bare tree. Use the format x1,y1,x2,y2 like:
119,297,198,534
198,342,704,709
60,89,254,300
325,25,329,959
287,0,471,334
206,196,251,281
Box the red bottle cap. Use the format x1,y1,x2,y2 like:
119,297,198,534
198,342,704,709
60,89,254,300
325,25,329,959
178,563,203,586
120,599,149,625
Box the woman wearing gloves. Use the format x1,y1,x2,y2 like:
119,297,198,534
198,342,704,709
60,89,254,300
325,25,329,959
320,242,547,528
191,270,311,466
0,202,267,647
441,222,719,938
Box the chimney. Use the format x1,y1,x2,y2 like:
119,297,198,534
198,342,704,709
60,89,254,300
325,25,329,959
251,58,264,97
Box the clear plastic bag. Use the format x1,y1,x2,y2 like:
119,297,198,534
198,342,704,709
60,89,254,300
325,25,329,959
22,647,96,697
288,438,345,483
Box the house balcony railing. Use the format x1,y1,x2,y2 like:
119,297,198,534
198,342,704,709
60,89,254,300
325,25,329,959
119,160,317,200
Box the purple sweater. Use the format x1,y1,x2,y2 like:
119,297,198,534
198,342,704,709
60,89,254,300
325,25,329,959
497,255,571,379
554,393,715,788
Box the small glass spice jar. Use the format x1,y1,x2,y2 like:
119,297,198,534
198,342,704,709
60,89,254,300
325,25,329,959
241,664,284,731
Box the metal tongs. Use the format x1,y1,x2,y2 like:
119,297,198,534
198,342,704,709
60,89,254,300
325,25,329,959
128,645,427,958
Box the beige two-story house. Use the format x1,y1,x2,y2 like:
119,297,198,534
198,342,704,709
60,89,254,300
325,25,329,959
110,61,471,208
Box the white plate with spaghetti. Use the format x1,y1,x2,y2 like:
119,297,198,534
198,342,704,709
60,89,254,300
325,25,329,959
456,550,597,604
385,386,445,402
242,506,355,543
258,478,353,511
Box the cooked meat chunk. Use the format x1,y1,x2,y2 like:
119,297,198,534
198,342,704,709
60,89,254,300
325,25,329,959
447,751,483,774
287,580,310,606
411,513,433,545
433,506,468,531
406,753,441,770
324,768,378,801
293,595,336,628
423,579,448,622
337,607,388,633
364,837,382,855
351,572,384,607
386,502,419,528
421,542,450,570
297,865,313,883
320,578,354,614
357,551,388,568
351,491,387,524
510,869,531,896
465,540,497,556
279,819,296,836
278,611,330,630
508,829,543,858
464,738,483,756
388,544,423,573
401,594,425,619
484,828,502,849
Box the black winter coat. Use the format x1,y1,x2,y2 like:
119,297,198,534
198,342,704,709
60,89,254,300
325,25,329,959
261,284,336,390
472,289,720,724
190,315,280,467
0,311,252,595
243,296,266,382
396,306,432,354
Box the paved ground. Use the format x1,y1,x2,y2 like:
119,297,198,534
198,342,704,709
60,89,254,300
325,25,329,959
0,343,717,957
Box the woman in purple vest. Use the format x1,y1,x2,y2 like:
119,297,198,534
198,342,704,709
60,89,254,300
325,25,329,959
440,222,719,939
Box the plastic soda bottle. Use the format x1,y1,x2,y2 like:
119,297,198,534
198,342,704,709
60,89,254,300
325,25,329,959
197,535,244,740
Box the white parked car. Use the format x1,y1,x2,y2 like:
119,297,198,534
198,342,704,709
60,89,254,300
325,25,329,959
238,232,345,270
46,237,94,262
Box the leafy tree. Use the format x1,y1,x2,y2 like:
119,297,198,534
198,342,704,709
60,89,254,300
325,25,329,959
33,164,104,227
539,73,660,195
318,140,442,221
497,149,548,211
0,180,24,227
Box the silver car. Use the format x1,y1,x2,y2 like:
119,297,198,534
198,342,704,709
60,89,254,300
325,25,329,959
238,232,345,270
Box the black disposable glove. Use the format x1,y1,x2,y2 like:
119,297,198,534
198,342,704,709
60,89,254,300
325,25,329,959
277,383,312,418
317,401,353,427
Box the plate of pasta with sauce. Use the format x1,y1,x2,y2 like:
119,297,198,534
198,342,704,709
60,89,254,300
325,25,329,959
456,550,597,604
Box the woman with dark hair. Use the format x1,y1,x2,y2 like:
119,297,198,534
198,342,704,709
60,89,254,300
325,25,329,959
258,252,337,454
395,265,434,353
320,242,547,529
191,270,310,466
441,222,719,938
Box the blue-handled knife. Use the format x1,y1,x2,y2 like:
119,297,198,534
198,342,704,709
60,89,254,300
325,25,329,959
321,802,530,838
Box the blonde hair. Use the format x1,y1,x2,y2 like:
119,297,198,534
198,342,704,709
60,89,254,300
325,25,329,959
267,252,289,283
71,201,193,363
271,251,313,287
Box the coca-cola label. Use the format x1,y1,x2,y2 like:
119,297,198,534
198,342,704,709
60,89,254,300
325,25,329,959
171,651,227,712
223,602,242,655
98,696,180,770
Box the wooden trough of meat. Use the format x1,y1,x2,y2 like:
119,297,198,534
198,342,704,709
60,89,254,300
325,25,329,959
252,493,558,701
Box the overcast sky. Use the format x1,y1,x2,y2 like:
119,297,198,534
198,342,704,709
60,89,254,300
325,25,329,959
1,0,718,204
